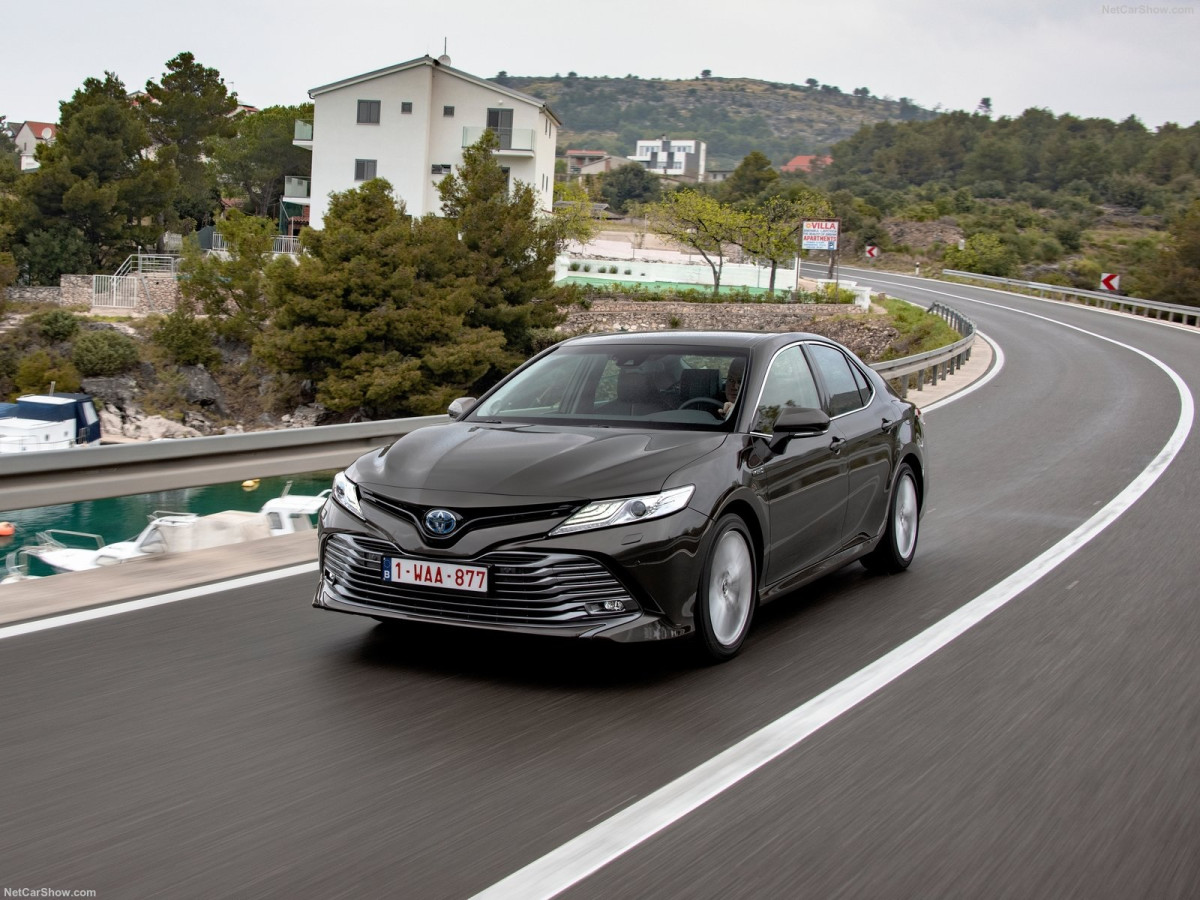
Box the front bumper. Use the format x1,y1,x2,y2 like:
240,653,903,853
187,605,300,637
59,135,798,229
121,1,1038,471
314,500,712,642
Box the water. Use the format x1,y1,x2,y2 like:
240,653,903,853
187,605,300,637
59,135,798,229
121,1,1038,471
1,470,337,578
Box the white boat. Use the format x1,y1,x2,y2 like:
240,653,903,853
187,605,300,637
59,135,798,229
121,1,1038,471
1,549,42,584
26,485,332,574
0,393,101,453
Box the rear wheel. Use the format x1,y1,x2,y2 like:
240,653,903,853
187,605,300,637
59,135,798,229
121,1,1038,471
862,463,920,574
695,515,757,662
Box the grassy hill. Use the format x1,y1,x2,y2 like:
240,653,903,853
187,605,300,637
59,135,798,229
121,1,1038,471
491,74,936,169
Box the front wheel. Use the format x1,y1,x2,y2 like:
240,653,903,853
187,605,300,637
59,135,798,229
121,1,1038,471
695,516,757,662
862,463,920,574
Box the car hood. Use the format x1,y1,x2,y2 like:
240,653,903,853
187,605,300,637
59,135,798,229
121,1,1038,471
353,423,727,503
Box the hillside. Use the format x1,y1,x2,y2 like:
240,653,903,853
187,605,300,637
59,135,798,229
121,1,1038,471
491,74,936,168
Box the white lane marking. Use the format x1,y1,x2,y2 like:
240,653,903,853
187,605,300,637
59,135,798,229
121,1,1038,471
472,312,1195,900
0,563,318,641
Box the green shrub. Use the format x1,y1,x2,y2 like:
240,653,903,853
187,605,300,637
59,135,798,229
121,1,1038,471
15,349,82,394
568,261,581,271
71,330,140,377
30,309,81,343
151,309,220,367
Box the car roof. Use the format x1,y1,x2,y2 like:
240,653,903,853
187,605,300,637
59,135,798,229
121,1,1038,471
560,330,832,351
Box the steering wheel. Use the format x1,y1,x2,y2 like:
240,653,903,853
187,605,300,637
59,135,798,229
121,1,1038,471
680,397,724,413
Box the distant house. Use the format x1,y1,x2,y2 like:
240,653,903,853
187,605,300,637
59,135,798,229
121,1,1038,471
629,137,706,182
565,149,608,175
12,121,57,171
290,54,560,229
703,168,734,183
780,154,832,174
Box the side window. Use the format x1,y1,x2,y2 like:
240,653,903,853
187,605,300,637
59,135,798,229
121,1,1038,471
356,100,380,124
354,159,377,181
808,344,869,416
751,346,821,434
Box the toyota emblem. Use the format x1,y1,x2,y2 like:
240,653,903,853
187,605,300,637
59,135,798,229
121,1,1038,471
424,508,458,535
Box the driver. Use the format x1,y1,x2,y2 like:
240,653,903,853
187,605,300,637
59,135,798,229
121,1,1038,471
720,358,745,419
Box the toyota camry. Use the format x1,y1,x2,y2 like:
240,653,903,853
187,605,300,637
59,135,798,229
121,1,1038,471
315,330,927,661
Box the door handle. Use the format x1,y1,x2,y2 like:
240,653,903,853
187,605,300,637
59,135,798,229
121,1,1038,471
829,436,845,454
881,417,895,432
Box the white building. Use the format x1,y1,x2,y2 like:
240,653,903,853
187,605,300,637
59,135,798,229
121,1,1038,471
289,55,560,229
12,121,57,171
629,137,707,182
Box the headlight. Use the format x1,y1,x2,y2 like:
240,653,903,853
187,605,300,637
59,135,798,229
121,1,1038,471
550,485,695,536
332,471,364,519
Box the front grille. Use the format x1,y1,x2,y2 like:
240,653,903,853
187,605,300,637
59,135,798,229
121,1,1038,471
358,490,579,544
322,533,636,627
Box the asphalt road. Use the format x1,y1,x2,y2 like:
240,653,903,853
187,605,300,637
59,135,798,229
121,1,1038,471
2,275,1198,899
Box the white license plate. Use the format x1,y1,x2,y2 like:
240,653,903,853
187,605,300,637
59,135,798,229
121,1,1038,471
382,556,488,593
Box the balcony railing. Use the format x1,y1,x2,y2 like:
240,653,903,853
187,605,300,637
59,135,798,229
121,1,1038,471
462,126,535,152
212,234,300,255
283,176,311,199
293,120,313,142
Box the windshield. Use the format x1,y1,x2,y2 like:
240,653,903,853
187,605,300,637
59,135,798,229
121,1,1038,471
468,344,750,430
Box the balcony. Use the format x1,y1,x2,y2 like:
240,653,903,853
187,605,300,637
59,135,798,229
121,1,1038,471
461,126,535,154
293,120,313,149
283,176,311,200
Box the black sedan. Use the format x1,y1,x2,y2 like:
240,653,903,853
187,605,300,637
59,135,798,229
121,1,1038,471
315,330,927,661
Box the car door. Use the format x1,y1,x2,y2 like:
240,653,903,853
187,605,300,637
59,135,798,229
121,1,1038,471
805,343,895,547
747,345,848,585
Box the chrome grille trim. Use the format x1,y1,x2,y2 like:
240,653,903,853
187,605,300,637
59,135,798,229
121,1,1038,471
322,534,636,627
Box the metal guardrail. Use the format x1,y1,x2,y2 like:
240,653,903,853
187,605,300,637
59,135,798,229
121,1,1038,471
0,416,448,511
941,269,1200,327
1,304,975,508
870,303,976,398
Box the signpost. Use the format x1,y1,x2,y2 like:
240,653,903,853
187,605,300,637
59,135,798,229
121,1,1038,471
801,219,841,285
865,245,880,258
1100,273,1120,292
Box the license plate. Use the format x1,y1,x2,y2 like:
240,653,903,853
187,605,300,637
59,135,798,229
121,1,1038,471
382,556,488,593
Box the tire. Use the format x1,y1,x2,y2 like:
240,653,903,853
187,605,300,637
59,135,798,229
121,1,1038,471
695,515,757,662
862,462,920,574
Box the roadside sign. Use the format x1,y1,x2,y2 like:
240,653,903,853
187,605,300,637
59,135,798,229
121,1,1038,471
1100,273,1120,291
865,245,880,258
802,220,839,251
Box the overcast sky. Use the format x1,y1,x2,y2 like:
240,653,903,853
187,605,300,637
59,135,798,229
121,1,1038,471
4,0,1196,131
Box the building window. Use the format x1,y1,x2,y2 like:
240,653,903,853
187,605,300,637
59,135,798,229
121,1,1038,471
431,164,452,175
357,100,381,124
443,105,455,117
354,159,377,181
401,101,413,114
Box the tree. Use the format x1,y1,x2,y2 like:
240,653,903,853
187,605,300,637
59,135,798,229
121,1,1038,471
143,53,239,229
438,130,565,360
257,179,509,418
11,72,176,281
0,117,18,182
700,69,712,79
723,151,779,204
597,163,661,214
805,78,819,89
551,179,598,247
178,209,278,343
1136,199,1200,306
648,191,747,295
737,190,834,294
209,104,313,218
977,97,993,116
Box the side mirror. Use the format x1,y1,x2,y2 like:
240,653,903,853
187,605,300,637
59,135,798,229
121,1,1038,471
766,407,830,455
447,397,476,420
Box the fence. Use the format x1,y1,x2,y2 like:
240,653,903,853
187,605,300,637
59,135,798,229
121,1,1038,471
871,303,976,398
91,275,140,309
941,270,1200,327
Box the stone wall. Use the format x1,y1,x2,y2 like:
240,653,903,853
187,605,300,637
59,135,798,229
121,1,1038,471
4,285,66,305
60,275,92,307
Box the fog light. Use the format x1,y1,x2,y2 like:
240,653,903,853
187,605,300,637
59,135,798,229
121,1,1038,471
585,599,629,614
